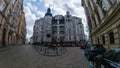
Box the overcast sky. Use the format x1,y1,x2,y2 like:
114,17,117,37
23,0,88,40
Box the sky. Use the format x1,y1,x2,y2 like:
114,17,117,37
23,0,88,40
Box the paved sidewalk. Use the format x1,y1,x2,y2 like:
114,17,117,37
0,46,15,51
0,45,90,68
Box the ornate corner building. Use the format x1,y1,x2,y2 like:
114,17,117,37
82,0,120,50
0,0,26,47
33,8,85,45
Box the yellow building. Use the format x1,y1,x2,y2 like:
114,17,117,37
82,0,120,50
0,0,26,48
16,3,26,44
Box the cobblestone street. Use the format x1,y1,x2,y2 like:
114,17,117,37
0,45,90,68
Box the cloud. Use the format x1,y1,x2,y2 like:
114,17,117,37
27,2,38,12
23,4,38,39
24,0,89,40
37,10,45,17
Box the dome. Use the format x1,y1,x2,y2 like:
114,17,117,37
45,8,52,16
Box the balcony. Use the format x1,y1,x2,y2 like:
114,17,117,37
52,28,57,31
59,26,65,29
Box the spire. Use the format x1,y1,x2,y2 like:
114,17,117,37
45,8,52,16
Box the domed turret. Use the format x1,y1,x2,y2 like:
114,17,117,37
45,8,52,16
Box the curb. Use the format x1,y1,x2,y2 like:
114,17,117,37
80,49,93,68
0,46,15,52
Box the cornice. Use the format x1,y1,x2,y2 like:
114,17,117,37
91,3,120,34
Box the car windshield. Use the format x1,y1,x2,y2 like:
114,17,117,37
90,45,103,49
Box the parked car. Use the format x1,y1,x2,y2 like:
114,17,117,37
84,44,106,61
80,44,87,49
93,48,120,68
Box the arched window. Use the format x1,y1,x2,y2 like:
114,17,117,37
100,1,107,15
109,0,116,5
0,0,6,12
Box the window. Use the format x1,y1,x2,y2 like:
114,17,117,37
109,0,115,5
14,6,19,14
53,26,57,31
60,37,64,42
100,1,107,15
0,0,6,12
91,0,95,5
13,0,16,4
53,31,57,34
0,24,1,30
60,31,65,34
52,20,57,24
102,36,105,44
109,32,115,44
18,0,23,5
68,19,71,22
60,26,65,30
97,38,100,44
59,20,64,24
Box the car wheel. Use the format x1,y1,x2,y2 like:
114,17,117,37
93,62,102,68
101,64,105,68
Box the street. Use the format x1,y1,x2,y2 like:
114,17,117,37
0,45,90,68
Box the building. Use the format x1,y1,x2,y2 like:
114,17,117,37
33,8,85,45
0,0,26,48
82,0,120,50
30,36,33,44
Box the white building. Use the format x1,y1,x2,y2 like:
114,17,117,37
33,8,85,44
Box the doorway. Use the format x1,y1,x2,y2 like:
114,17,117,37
2,28,6,46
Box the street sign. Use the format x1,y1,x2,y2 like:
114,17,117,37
47,34,51,38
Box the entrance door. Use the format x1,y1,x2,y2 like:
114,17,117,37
2,28,6,46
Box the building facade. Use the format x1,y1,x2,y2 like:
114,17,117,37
52,15,65,42
0,0,26,47
33,8,85,45
82,0,120,50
